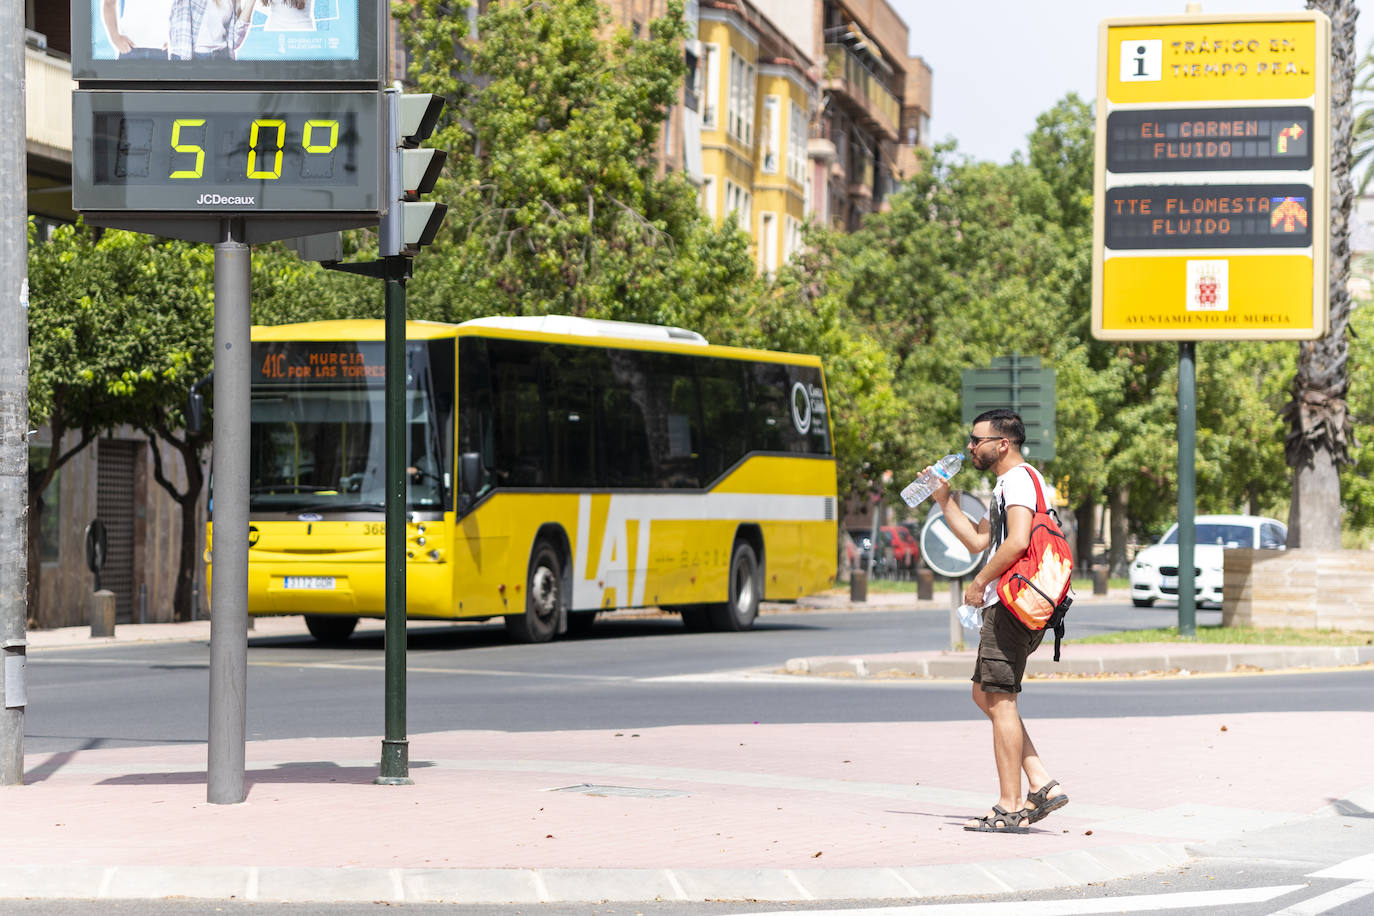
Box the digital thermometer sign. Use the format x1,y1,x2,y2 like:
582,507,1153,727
74,90,382,215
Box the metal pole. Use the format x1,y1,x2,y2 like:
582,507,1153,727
375,84,412,785
1177,342,1197,638
949,576,963,651
0,0,28,786
377,259,412,785
207,222,250,804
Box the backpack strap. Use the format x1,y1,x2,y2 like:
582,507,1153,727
1023,465,1048,515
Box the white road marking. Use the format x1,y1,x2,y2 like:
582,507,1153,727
1308,852,1374,880
722,884,1305,915
1268,879,1374,915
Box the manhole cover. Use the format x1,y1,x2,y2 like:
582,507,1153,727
548,783,688,798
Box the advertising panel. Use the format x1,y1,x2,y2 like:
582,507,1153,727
72,0,384,83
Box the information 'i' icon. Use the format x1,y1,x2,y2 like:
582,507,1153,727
1120,39,1162,82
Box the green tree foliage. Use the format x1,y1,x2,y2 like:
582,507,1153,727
396,0,757,325
27,223,218,624
27,221,370,624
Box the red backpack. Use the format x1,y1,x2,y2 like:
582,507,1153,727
995,467,1073,660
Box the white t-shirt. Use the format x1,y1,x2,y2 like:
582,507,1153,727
979,462,1049,607
195,1,237,53
117,0,175,49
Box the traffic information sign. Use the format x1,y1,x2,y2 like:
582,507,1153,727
1104,106,1313,173
1092,12,1330,341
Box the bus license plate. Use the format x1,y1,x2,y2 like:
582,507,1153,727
1161,575,1178,589
284,576,336,590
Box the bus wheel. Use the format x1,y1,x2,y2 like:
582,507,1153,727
709,543,760,631
304,615,358,644
506,540,563,643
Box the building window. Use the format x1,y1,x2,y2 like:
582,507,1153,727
724,179,751,227
785,215,804,263
761,96,780,173
761,212,778,275
701,43,719,128
728,49,755,145
787,100,806,184
684,49,700,112
701,175,717,220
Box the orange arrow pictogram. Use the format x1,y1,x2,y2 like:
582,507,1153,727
1270,198,1308,232
1277,123,1305,154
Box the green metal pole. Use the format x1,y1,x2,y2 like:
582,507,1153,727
377,258,412,785
1177,342,1196,639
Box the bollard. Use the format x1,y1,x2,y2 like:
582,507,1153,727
849,569,868,603
1093,567,1109,595
916,567,934,601
90,589,116,638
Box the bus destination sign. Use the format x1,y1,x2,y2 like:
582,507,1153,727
1105,106,1312,172
1105,184,1312,250
255,342,386,384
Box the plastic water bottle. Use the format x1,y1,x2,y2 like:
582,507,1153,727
957,603,984,630
900,453,963,508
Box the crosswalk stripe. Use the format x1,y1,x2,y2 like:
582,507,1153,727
1268,879,1374,915
723,884,1305,916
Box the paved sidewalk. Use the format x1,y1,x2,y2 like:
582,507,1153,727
5,599,1371,904
3,712,1372,904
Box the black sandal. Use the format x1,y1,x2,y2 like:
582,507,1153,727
1025,780,1069,823
963,804,1030,834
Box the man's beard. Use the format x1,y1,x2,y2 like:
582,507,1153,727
970,450,993,471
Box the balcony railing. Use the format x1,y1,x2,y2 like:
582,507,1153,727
824,44,899,139
27,47,73,158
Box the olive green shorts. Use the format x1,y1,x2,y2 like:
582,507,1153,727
971,602,1045,694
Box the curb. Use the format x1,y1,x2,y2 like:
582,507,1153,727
782,645,1374,678
0,845,1191,904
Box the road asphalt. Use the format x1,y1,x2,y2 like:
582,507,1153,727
3,590,1372,905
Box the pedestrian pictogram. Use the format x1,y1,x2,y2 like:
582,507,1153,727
1270,197,1308,232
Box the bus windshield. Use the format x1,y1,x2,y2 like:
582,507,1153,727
249,339,453,514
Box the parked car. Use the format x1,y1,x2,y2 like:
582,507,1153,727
880,525,920,572
846,529,875,571
1129,514,1288,608
847,527,898,575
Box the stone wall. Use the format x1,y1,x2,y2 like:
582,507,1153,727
1223,549,1374,631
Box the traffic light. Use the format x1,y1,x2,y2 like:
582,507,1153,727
380,91,448,257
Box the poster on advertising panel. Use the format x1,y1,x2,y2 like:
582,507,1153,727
72,0,384,83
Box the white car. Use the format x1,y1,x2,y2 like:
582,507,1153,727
1129,514,1288,608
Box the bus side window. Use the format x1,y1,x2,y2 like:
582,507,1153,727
458,337,496,500
748,362,790,453
641,352,701,489
543,346,598,488
489,340,545,486
697,358,747,480
602,386,651,487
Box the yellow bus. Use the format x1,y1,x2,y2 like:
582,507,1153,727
227,316,837,643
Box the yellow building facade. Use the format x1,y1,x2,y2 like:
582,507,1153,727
697,3,816,273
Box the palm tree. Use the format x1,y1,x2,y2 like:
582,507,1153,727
1283,0,1358,549
1352,43,1374,193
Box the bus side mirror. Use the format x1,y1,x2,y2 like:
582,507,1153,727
460,452,482,496
187,391,204,435
187,370,212,436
